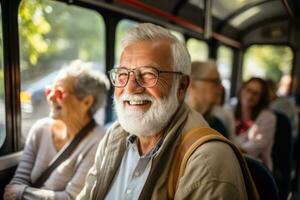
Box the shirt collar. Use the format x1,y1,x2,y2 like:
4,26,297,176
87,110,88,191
126,134,164,158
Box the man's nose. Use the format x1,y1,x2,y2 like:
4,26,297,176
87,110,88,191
124,73,144,94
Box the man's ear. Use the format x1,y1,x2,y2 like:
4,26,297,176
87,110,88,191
177,75,190,103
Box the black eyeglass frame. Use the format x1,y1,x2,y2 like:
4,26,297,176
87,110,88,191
109,66,183,88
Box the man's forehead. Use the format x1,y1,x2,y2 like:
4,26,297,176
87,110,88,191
118,61,160,68
122,40,172,54
192,69,220,80
120,40,173,69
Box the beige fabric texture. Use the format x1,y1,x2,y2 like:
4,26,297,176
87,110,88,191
77,104,248,200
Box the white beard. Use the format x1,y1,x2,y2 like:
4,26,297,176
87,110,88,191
114,82,179,137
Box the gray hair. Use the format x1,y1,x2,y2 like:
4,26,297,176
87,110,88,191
190,60,219,80
121,23,191,75
56,60,110,116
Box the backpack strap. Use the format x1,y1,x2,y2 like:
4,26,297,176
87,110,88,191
167,127,260,200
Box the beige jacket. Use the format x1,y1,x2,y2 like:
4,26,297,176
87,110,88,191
77,104,248,200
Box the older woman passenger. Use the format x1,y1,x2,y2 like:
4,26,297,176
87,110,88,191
232,77,276,171
4,61,110,200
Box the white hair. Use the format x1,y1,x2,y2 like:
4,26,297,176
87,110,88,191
190,60,219,80
56,60,110,116
121,23,191,75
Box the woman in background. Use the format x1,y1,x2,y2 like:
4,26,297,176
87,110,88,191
4,61,110,200
232,77,276,171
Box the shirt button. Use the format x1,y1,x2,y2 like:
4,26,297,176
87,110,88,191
126,189,132,194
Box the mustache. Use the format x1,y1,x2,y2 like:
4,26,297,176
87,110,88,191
115,93,155,102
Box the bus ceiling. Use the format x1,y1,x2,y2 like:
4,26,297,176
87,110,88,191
77,0,300,49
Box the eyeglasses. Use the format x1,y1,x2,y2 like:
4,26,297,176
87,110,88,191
193,78,222,85
109,66,183,88
44,86,69,101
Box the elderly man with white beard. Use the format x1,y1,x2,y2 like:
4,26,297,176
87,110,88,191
77,23,257,200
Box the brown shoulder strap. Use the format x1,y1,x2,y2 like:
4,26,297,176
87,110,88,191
167,127,260,200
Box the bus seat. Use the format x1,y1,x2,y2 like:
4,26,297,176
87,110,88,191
272,111,293,200
245,156,279,200
291,112,300,193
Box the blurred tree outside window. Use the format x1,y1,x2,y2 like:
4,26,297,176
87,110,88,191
0,5,6,149
19,0,105,139
243,45,293,97
217,45,233,100
186,38,208,61
243,45,293,84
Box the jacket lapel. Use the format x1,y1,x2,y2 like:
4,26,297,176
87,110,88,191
93,124,128,200
138,103,190,200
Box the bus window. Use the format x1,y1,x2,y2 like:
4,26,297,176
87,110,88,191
0,6,5,149
115,19,138,64
18,0,105,139
186,38,208,61
217,45,233,99
243,45,293,92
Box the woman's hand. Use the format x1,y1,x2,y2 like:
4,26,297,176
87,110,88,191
3,184,27,200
